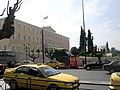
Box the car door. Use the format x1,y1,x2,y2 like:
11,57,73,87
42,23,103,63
46,61,52,67
46,61,56,67
96,60,109,69
15,66,31,89
28,67,47,90
93,61,101,69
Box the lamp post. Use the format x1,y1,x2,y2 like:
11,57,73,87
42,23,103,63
23,44,30,61
82,0,87,64
42,29,45,63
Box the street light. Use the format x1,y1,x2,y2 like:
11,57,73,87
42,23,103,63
23,44,30,61
42,29,45,63
82,0,87,64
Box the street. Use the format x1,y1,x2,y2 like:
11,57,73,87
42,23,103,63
0,69,110,90
59,69,110,90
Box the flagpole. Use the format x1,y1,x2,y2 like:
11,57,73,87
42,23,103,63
42,16,48,63
82,0,87,64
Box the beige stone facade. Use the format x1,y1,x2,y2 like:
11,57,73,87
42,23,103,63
0,18,69,62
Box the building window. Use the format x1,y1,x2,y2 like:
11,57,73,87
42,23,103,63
37,38,38,43
18,46,21,51
28,36,30,42
12,46,15,50
33,29,34,33
18,34,20,40
23,26,25,30
28,27,30,32
4,46,6,50
19,24,20,29
23,35,26,41
33,37,34,43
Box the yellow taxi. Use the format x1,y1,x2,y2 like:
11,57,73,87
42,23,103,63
45,60,65,69
109,72,120,90
4,64,80,90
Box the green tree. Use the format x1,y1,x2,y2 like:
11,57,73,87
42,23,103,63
87,29,94,53
71,47,79,56
79,26,86,56
29,48,40,62
106,41,110,52
111,47,120,56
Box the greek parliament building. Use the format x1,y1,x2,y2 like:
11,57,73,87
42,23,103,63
0,18,69,62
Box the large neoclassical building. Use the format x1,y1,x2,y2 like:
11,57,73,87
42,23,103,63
0,18,69,62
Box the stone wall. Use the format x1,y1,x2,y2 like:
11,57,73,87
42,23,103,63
77,56,120,67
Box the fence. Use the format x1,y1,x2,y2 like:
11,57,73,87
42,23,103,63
0,75,120,90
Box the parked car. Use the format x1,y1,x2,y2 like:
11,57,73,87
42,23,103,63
103,60,120,74
109,72,120,90
4,64,80,90
44,60,65,69
84,60,111,70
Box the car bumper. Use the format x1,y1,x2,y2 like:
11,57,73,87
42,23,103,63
62,85,79,90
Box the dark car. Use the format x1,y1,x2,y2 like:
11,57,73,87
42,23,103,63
103,60,120,74
84,60,111,70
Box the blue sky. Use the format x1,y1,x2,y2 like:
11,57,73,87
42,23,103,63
0,0,120,50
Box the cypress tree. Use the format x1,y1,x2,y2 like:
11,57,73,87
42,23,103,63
87,29,94,53
79,26,86,55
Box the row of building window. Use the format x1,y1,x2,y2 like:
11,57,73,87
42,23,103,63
12,34,41,44
17,23,42,34
12,34,68,47
0,45,40,52
17,23,67,42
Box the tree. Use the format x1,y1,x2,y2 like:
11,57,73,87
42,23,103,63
29,48,40,62
106,41,110,52
45,48,53,58
36,49,40,53
87,29,94,53
0,0,22,40
79,26,86,55
111,47,120,56
71,47,79,56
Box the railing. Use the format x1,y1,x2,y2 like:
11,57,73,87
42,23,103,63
0,75,120,90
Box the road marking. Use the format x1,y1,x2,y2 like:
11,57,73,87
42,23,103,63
80,80,109,84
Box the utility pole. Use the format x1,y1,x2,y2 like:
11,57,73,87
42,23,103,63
42,29,45,63
82,0,87,64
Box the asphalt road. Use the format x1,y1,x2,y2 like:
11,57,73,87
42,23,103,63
58,69,111,90
0,69,110,90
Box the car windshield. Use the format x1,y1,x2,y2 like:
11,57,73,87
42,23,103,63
110,60,119,65
39,66,61,77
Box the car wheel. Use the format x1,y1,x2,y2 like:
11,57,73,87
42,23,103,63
86,66,91,70
9,80,18,90
55,65,59,69
109,69,115,74
47,84,60,90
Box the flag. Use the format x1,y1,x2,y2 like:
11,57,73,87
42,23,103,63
43,16,48,19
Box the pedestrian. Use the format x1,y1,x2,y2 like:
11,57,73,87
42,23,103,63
7,59,13,68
